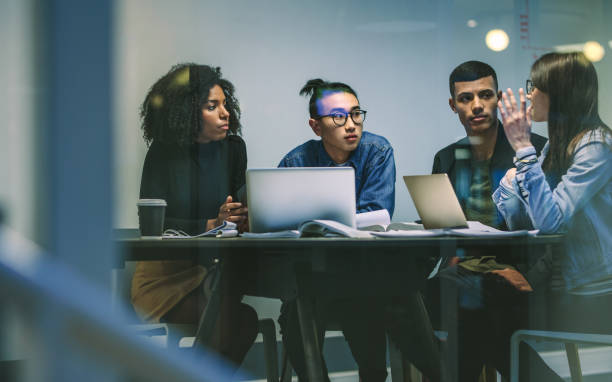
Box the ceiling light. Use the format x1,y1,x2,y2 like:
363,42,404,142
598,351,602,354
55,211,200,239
583,41,605,62
485,29,509,52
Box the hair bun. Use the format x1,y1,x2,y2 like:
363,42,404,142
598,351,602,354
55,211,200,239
299,78,326,97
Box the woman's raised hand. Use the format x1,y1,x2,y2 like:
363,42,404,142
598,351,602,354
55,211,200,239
498,88,533,152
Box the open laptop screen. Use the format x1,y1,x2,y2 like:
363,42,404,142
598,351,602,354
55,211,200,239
403,174,468,229
246,167,356,233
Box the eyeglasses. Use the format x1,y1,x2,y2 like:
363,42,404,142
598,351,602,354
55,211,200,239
315,109,367,127
526,79,534,95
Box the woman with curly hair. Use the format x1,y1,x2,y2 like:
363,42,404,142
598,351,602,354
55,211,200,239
131,63,258,367
494,52,612,380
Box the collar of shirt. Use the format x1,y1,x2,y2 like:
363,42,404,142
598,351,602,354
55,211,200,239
315,137,360,171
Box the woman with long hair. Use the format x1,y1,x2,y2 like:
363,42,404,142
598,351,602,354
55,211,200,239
131,63,258,367
495,51,612,380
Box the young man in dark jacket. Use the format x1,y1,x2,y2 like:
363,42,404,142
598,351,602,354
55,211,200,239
426,61,552,381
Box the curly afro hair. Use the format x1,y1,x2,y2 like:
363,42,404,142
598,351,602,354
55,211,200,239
140,63,242,147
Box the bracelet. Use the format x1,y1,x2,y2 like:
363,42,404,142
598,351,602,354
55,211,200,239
514,157,538,165
513,156,538,167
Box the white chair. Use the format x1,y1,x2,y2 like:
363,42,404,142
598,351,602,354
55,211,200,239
510,330,612,382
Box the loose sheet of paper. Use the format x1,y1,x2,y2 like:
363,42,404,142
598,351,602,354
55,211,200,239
355,209,391,229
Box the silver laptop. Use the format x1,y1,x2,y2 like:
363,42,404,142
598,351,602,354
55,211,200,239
246,167,356,233
403,174,469,229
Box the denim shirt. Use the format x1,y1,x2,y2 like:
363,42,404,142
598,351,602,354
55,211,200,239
493,128,612,291
278,131,396,217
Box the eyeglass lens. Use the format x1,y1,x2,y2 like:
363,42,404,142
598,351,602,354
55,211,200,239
332,110,366,126
526,80,533,94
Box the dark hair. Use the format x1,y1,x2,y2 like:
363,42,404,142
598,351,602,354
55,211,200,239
299,79,358,118
140,63,241,147
449,60,498,98
530,52,610,175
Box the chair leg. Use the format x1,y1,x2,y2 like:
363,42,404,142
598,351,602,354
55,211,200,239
564,343,583,382
258,319,280,382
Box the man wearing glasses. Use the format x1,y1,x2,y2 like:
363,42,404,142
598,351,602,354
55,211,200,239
277,79,402,382
425,61,548,381
277,79,443,381
279,78,395,215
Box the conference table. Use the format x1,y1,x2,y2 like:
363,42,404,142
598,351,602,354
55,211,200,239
115,231,563,381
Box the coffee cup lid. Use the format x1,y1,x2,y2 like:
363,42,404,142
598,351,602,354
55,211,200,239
137,199,167,206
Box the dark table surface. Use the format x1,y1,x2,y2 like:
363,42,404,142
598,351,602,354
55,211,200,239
115,228,563,261
115,230,563,299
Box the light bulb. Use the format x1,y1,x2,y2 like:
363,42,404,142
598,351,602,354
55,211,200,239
583,41,605,62
485,29,509,52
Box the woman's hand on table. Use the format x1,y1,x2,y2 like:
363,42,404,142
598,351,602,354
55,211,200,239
498,88,533,152
207,195,248,230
